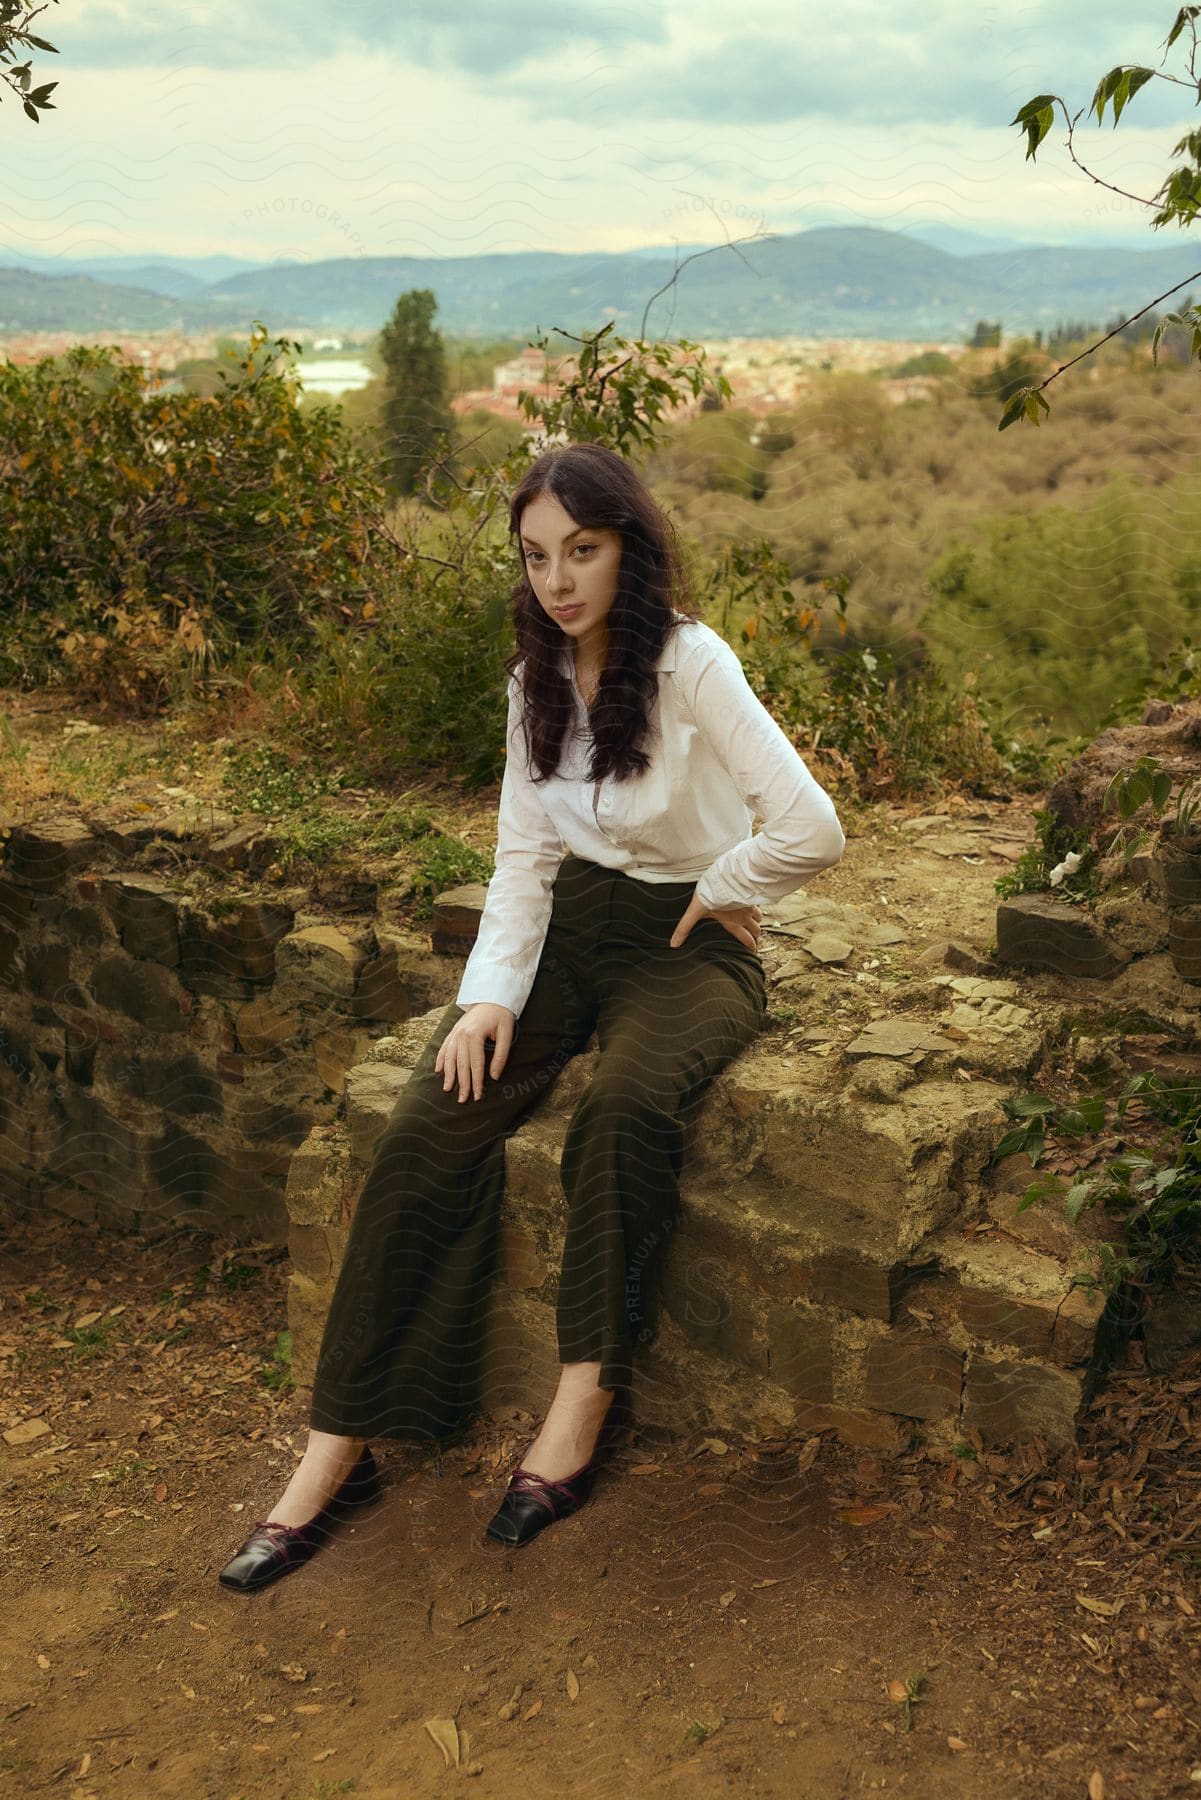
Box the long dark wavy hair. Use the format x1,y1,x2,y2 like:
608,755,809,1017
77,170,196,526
502,442,701,785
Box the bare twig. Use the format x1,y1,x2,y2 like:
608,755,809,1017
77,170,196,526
1027,266,1201,400
638,220,776,341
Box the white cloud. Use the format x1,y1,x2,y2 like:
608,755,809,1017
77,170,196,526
2,2,1193,263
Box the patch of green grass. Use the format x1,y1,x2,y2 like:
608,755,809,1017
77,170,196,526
259,1328,294,1394
683,1713,727,1748
68,1321,122,1359
217,1258,262,1292
220,743,344,817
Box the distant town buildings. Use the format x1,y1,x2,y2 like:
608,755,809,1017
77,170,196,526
0,326,962,418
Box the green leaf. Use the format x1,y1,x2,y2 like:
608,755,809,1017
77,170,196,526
1092,66,1155,127
998,389,1030,432
1064,1181,1097,1223
1007,1094,1057,1119
1010,94,1057,160
1167,6,1201,51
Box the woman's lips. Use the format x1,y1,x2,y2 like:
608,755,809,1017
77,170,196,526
554,605,582,617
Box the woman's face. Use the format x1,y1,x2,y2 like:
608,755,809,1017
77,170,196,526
518,490,622,662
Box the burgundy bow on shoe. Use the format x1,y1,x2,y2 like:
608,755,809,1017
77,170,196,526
484,1409,627,1549
218,1446,381,1593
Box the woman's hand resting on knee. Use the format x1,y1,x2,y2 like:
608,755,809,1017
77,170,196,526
434,1003,517,1102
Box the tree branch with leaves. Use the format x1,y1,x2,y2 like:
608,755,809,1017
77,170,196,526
1,0,58,121
1001,5,1201,427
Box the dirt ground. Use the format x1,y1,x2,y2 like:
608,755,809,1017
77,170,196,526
1,1208,1199,1800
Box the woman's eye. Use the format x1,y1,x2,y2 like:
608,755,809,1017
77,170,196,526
574,544,596,556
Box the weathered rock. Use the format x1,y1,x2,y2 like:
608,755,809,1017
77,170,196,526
1167,905,1201,983
178,901,294,996
235,995,302,1057
273,925,367,1007
915,939,995,972
996,893,1132,979
845,1057,916,1101
962,1355,1085,1446
1046,697,1201,839
89,953,192,1034
430,884,488,954
201,819,279,876
929,1229,1106,1365
98,874,181,966
1159,843,1201,908
1092,892,1170,958
3,819,100,891
843,1018,959,1060
862,1331,963,1419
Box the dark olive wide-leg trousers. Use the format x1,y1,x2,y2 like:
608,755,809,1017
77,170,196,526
308,852,769,1442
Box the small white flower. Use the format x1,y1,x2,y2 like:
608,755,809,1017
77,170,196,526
1048,851,1083,887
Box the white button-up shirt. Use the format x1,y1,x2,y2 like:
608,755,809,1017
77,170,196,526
455,613,847,1018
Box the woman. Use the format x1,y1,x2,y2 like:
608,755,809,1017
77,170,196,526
218,441,846,1593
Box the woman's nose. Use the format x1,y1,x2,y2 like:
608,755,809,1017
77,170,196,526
546,562,573,597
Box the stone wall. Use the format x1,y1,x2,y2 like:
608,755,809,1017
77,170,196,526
286,978,1127,1454
0,816,452,1238
5,803,1194,1453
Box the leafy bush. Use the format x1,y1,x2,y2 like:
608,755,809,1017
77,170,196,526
0,325,398,707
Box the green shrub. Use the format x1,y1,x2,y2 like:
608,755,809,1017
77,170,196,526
0,325,397,707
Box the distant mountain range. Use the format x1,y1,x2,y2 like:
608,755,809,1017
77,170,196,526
0,227,1195,341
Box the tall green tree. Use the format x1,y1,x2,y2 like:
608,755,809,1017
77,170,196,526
377,287,454,496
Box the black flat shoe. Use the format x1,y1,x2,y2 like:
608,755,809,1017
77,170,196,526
485,1399,628,1549
218,1445,381,1594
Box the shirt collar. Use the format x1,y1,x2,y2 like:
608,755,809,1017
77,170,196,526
558,612,685,677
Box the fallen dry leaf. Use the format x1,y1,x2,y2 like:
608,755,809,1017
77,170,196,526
423,1717,461,1769
796,1436,821,1476
626,1463,662,1476
947,1735,969,1751
521,1698,543,1723
1088,1773,1105,1800
1076,1594,1124,1619
566,1667,579,1701
36,1655,50,1672
836,1504,893,1527
886,1679,908,1704
699,1437,729,1455
718,1589,737,1607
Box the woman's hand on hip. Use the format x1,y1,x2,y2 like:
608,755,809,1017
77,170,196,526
669,892,763,952
434,1002,517,1102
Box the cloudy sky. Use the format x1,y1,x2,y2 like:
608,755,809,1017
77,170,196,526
3,0,1195,265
